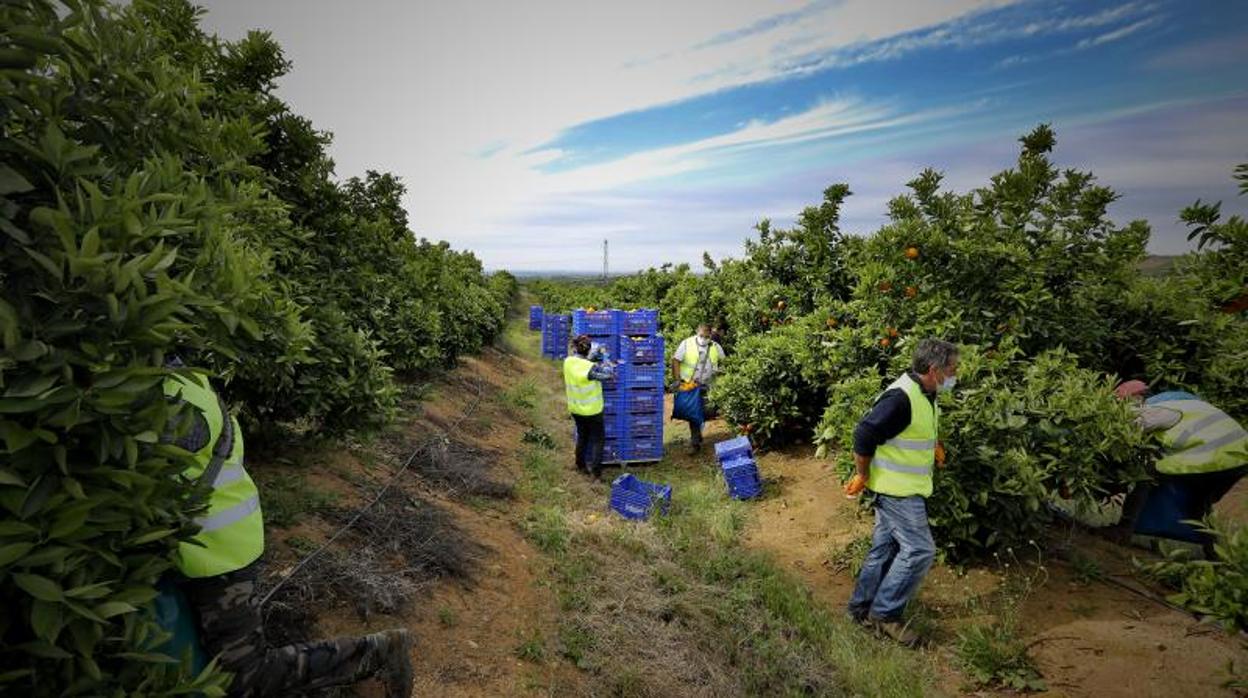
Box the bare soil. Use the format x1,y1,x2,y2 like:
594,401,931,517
254,314,1247,697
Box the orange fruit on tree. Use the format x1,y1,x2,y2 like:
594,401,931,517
905,286,917,298
826,317,838,328
777,300,787,310
887,327,899,338
878,281,893,292
905,246,919,260
880,337,891,347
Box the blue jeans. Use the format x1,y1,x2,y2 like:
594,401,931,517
847,493,936,622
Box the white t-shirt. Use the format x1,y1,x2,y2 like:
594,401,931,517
674,337,723,386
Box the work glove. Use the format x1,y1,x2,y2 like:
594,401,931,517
843,473,867,499
935,441,946,468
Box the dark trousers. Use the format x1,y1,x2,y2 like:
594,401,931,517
688,387,711,446
181,561,391,696
573,413,606,474
1120,464,1247,556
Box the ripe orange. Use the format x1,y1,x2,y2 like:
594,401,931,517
777,300,787,310
887,327,899,338
880,337,891,347
826,317,838,328
905,286,918,298
878,281,893,292
905,246,919,260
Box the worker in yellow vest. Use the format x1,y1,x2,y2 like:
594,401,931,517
671,324,725,454
564,335,615,478
843,339,958,647
163,369,413,696
1107,380,1247,555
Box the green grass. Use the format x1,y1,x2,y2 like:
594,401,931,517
437,606,458,627
515,628,546,662
506,308,936,696
255,472,339,528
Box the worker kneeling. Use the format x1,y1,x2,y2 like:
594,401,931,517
564,335,615,478
163,369,413,697
843,338,958,647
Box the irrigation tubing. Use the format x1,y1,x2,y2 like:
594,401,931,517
258,374,487,608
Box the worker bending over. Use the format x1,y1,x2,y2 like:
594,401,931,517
1108,380,1247,556
163,369,413,696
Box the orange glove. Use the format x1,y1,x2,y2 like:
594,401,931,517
935,442,946,468
843,473,867,498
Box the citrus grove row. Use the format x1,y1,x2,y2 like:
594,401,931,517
1,1,513,694
532,125,1248,562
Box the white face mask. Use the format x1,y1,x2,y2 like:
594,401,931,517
696,335,709,347
938,375,957,393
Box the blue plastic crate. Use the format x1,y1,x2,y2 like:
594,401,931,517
609,473,672,520
714,436,754,464
617,362,665,389
722,456,762,500
619,335,665,364
620,309,660,336
620,411,663,437
572,309,620,335
529,305,544,330
620,437,663,459
611,388,662,414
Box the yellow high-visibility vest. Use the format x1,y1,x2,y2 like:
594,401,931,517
163,373,264,578
1152,399,1247,475
563,356,604,416
678,337,724,382
868,374,937,498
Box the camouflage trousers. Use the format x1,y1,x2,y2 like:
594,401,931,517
181,561,396,697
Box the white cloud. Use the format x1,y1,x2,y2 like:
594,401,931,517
1076,16,1160,49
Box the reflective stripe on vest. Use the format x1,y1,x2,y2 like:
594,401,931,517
563,356,604,416
679,337,723,382
868,374,937,498
1154,399,1248,476
163,373,265,578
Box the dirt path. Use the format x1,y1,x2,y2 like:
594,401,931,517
259,308,1247,696
254,336,584,696
732,424,1248,696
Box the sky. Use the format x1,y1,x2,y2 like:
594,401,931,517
197,0,1248,272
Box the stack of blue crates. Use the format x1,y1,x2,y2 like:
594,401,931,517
572,309,665,463
715,436,762,499
540,314,571,360
529,305,543,331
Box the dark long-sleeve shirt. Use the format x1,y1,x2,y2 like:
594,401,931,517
853,371,937,457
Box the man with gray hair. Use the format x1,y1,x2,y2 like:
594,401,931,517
843,338,958,646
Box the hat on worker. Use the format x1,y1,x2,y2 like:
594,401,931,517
1114,380,1149,400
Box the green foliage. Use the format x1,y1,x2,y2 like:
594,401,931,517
532,126,1243,562
1140,518,1248,632
955,621,1046,692
0,0,512,692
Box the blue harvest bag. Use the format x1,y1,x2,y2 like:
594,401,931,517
672,385,704,427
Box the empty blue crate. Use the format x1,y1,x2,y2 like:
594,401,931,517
722,456,762,500
572,309,620,335
617,363,665,389
620,309,659,336
619,335,665,363
529,305,543,330
609,473,672,520
714,436,754,464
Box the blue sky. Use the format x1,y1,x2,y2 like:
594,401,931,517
200,0,1248,271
